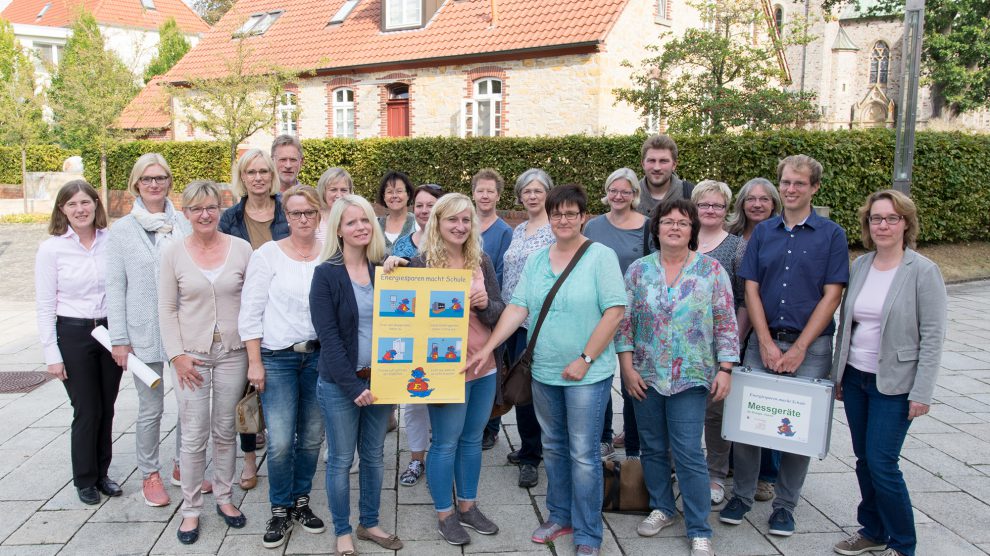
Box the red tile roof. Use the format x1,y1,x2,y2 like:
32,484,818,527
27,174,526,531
1,0,210,34
165,0,628,80
116,75,171,129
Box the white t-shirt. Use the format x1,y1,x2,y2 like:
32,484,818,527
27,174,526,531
847,265,898,374
238,241,320,350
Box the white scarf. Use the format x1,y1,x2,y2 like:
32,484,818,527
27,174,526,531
131,197,178,250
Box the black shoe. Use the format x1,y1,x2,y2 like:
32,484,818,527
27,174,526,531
263,506,293,549
96,477,122,497
77,486,100,505
176,524,199,545
292,495,326,534
217,505,247,528
518,463,538,488
507,450,521,465
482,430,497,451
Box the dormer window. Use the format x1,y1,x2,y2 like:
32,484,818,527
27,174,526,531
234,10,284,37
384,0,422,30
330,0,359,25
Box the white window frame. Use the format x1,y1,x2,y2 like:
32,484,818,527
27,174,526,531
657,0,667,20
385,0,421,30
235,10,283,37
141,0,156,10
278,91,298,136
330,0,359,24
461,78,502,138
333,88,355,138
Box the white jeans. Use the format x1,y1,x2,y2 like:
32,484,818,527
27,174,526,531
403,404,431,453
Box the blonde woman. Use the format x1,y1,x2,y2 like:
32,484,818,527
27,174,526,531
315,167,353,243
219,149,288,250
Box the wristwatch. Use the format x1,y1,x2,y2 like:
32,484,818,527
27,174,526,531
580,352,594,364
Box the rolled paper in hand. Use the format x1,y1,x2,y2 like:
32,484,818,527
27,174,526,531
91,325,162,389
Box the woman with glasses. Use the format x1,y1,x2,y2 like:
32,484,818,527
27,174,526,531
159,181,253,544
466,185,626,556
690,180,746,506
583,167,648,462
376,170,416,253
107,153,192,507
616,198,738,556
239,186,327,549
830,190,946,556
391,183,446,487
219,149,289,491
315,167,353,243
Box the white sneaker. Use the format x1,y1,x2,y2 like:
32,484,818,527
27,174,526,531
690,536,713,556
637,509,677,537
710,484,725,505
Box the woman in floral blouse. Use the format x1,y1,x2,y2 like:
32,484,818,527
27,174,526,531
614,198,739,556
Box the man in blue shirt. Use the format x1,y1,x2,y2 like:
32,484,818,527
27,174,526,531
719,155,849,536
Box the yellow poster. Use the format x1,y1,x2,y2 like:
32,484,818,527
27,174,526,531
371,267,472,404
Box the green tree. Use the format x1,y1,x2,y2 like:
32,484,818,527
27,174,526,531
172,39,297,172
194,0,235,25
0,18,49,211
614,0,820,134
48,10,138,202
822,0,990,118
144,17,190,83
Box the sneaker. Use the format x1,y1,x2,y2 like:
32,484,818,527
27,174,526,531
438,513,470,545
263,506,293,548
518,463,538,488
768,507,795,536
755,480,775,502
718,497,751,525
599,442,616,462
458,505,498,535
292,495,326,534
531,521,573,544
171,462,213,493
400,460,424,487
142,472,170,507
612,431,626,448
710,484,725,505
690,536,714,556
875,549,904,556
637,509,677,537
626,455,640,461
482,430,497,450
576,545,600,555
833,532,887,555
507,450,521,465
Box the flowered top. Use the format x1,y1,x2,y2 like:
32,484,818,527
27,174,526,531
501,221,555,308
615,252,740,396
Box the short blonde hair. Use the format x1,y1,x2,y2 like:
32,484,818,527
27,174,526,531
858,189,919,250
692,180,733,207
420,193,482,271
320,194,386,264
231,149,279,198
127,153,173,198
316,167,353,209
282,185,321,213
181,180,222,208
601,168,640,209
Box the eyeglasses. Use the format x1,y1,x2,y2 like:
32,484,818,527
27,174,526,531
186,205,220,215
659,219,692,229
696,202,726,211
869,214,904,226
287,209,319,221
606,188,634,198
139,175,170,185
779,180,811,190
549,211,582,222
520,188,546,198
744,196,772,204
245,169,271,178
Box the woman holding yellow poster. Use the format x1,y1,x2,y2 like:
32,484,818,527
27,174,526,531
384,193,505,546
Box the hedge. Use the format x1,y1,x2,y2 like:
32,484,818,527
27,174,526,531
79,129,990,244
0,145,77,184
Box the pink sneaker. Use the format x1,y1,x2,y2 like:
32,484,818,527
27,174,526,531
531,521,573,544
172,462,213,494
142,472,170,507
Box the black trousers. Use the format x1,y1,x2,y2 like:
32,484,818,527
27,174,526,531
57,320,123,488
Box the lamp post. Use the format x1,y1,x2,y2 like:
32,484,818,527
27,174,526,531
892,0,925,195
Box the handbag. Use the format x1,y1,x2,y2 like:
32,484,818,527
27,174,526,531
602,458,650,513
235,384,265,434
491,240,594,417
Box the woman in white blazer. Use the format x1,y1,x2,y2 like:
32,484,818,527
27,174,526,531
830,189,947,556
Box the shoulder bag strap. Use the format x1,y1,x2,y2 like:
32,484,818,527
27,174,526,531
524,239,594,353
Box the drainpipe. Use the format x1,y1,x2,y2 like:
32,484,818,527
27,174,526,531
800,0,809,93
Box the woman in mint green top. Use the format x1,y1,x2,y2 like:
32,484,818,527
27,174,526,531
464,184,625,554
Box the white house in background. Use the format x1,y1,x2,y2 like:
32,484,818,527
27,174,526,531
1,0,210,84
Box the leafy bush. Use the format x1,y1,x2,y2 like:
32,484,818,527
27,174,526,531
0,145,77,183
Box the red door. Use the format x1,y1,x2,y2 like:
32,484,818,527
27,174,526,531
387,99,409,137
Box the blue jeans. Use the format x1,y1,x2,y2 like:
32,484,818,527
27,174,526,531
259,349,324,508
426,374,497,512
634,386,712,538
842,365,916,556
317,377,391,536
532,378,611,548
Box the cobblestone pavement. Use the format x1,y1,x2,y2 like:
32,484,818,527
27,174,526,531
1,222,989,555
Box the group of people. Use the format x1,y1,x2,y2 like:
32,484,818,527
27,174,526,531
34,133,947,556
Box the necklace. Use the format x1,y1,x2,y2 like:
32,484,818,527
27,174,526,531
285,239,317,260
661,252,692,288
698,230,726,252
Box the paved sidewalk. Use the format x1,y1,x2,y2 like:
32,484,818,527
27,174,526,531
0,278,988,555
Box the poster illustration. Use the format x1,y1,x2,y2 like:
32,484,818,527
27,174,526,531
738,386,812,443
371,267,472,404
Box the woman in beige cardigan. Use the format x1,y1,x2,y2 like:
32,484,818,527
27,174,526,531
159,181,253,545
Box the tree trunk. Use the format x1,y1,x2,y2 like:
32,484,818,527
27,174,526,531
20,147,28,214
100,152,108,211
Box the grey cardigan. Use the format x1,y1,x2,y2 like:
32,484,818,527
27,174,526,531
830,248,947,405
106,213,191,363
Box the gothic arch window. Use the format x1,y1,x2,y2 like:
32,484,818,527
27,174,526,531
870,41,890,85
773,5,783,32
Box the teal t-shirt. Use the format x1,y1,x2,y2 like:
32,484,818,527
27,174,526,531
510,242,626,386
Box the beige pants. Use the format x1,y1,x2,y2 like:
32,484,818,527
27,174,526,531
173,342,247,518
